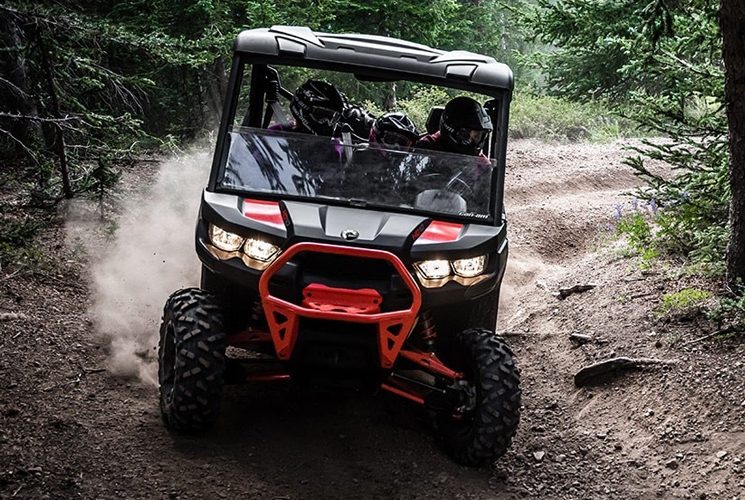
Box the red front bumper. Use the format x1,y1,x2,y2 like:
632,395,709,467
258,242,422,369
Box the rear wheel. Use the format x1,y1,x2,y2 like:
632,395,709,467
158,288,226,431
437,328,520,466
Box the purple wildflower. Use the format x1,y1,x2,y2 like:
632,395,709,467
647,199,658,214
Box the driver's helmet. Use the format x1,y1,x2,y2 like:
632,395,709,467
369,112,419,149
439,96,492,155
290,80,347,136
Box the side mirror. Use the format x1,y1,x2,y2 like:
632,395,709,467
415,189,467,213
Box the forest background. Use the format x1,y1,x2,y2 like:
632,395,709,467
1,0,743,328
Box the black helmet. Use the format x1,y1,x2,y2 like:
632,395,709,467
369,112,419,148
340,104,375,139
440,96,492,155
290,80,347,136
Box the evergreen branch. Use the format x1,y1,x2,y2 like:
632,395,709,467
0,126,39,164
0,111,80,123
0,76,30,97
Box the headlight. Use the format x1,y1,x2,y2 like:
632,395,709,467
452,255,487,278
415,259,451,279
209,224,244,252
244,238,280,262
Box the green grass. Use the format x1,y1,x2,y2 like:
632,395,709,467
609,203,742,334
510,92,640,142
370,87,639,143
659,288,712,315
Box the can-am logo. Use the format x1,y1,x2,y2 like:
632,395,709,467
341,229,359,240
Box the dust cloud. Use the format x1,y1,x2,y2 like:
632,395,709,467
66,150,211,385
65,147,559,384
498,251,563,328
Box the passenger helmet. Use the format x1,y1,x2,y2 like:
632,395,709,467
439,96,492,155
369,112,419,148
290,80,347,136
340,104,375,139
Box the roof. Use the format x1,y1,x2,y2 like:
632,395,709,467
234,26,514,92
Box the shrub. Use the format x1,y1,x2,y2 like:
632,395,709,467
510,92,640,142
0,211,42,271
616,211,652,252
659,288,712,315
396,86,452,131
708,292,745,330
626,133,730,271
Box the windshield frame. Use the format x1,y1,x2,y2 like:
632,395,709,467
208,54,511,226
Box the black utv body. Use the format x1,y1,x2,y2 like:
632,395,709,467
158,26,520,466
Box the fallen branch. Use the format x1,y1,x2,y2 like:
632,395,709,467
556,284,596,299
574,357,679,387
569,333,593,345
0,312,30,321
42,366,106,392
1,268,24,281
32,273,85,291
679,327,738,347
569,332,609,346
82,367,106,374
623,277,647,282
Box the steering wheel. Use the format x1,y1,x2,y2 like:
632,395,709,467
444,174,475,199
416,172,475,199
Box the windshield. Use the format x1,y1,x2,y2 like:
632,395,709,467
217,127,495,222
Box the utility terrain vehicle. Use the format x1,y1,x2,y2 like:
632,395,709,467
158,26,520,466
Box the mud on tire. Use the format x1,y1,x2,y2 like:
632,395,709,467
158,287,226,432
438,328,521,466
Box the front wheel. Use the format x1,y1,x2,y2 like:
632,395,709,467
437,328,521,466
158,288,227,431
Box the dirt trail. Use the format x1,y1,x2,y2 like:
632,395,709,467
1,139,744,499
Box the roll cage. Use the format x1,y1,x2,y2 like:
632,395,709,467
208,26,513,226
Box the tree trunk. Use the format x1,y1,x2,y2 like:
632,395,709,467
721,0,745,289
37,32,73,199
0,11,38,154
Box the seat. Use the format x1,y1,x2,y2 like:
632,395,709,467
425,106,444,134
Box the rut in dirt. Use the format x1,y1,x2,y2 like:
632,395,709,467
3,139,743,500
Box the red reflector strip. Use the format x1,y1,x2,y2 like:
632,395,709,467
242,199,284,228
417,221,463,243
